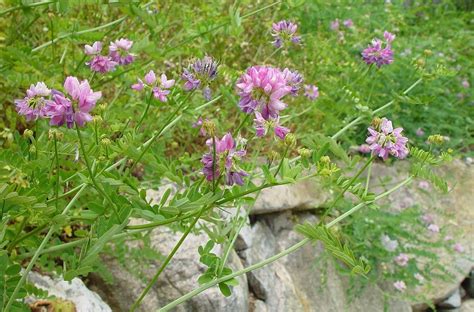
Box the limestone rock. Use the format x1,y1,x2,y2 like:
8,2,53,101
92,227,248,311
252,178,330,215
27,271,111,312
437,288,462,309
461,300,474,312
238,211,411,312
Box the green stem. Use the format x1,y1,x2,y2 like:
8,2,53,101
135,91,154,131
75,125,120,219
54,134,60,211
130,206,208,311
158,176,413,311
4,185,87,311
0,0,56,17
364,161,372,196
274,145,289,178
320,156,374,222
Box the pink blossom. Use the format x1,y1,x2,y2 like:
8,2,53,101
461,80,470,88
44,77,101,128
427,224,440,233
414,273,424,283
304,84,319,100
330,19,340,31
421,214,434,224
84,41,102,55
343,19,354,28
416,127,425,136
86,55,118,73
254,111,290,140
393,280,406,292
454,243,464,253
236,66,292,119
365,117,409,160
109,38,134,65
418,181,430,190
271,20,301,48
132,71,175,102
15,82,52,121
358,144,371,154
384,31,396,44
282,68,303,96
394,253,409,266
362,38,394,67
182,56,218,100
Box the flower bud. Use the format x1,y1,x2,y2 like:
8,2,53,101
269,151,280,163
320,155,331,164
371,117,382,130
427,134,444,145
48,129,64,141
202,120,216,136
101,138,111,146
284,133,297,148
23,129,34,139
416,58,425,67
171,141,178,149
93,115,103,125
298,148,311,158
29,145,36,153
423,49,433,56
97,104,107,113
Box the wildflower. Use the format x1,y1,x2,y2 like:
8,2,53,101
394,253,409,266
304,84,319,100
282,68,303,96
366,117,409,160
416,127,425,137
361,31,395,67
132,70,175,102
393,281,406,292
427,134,444,145
87,55,118,73
461,80,470,89
236,66,292,119
381,234,398,252
330,19,340,31
358,144,371,154
414,273,424,283
454,243,464,253
254,111,290,140
44,77,101,128
192,117,207,136
109,38,134,65
84,41,102,55
182,56,218,100
418,181,430,190
271,20,301,48
421,214,434,224
15,82,52,121
201,133,247,186
383,31,396,44
343,19,354,28
427,224,440,233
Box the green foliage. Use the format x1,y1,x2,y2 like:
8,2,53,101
296,222,371,277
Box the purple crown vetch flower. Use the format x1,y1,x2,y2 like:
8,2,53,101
236,66,292,120
109,38,134,65
361,31,395,67
271,20,301,48
44,77,101,128
304,84,319,100
15,82,52,121
182,56,218,100
254,111,290,140
84,41,118,73
365,117,409,160
201,133,248,186
282,68,303,96
131,70,175,102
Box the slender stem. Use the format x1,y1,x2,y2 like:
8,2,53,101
76,125,120,219
159,176,414,311
4,185,87,311
0,0,56,17
320,156,374,222
233,114,251,137
54,134,60,211
130,205,208,311
135,91,154,131
364,161,372,196
274,145,289,178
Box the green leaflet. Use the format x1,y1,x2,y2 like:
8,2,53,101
295,222,371,277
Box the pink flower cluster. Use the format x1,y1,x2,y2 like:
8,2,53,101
132,70,175,102
201,133,248,186
15,77,101,128
366,117,409,160
84,38,134,73
362,31,395,67
271,20,301,48
330,19,354,30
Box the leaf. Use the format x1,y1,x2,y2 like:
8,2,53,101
5,264,21,276
218,282,232,297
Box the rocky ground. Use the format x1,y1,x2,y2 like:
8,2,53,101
26,160,474,311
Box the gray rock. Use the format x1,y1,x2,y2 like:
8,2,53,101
438,289,462,309
238,211,411,312
461,300,474,312
367,161,474,310
252,178,330,215
27,271,111,312
93,226,248,311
